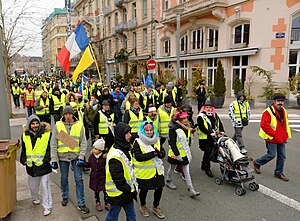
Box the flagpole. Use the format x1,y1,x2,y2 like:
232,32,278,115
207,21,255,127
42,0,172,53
81,75,84,102
88,44,102,85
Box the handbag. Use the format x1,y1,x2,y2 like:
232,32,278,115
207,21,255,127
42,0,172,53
238,102,249,127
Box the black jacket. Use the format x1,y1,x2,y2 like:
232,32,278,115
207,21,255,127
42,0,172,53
107,122,137,206
20,123,52,177
197,112,225,137
167,119,189,165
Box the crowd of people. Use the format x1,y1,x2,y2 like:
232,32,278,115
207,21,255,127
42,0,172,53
13,74,291,220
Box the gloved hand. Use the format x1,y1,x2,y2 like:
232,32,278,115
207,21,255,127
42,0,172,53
176,155,183,162
157,151,164,159
51,162,58,169
76,159,84,167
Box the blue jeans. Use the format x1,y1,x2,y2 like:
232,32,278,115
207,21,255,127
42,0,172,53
105,201,136,221
256,142,286,174
59,160,85,206
27,106,33,117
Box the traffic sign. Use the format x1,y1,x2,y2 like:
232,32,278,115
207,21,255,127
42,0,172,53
147,59,156,70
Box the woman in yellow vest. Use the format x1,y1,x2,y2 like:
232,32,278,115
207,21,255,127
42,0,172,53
166,111,200,198
132,121,166,219
123,97,145,143
20,115,52,216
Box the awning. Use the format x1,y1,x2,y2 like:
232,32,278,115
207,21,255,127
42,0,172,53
155,47,260,62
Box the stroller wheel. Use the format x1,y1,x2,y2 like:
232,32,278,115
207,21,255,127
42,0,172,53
235,187,246,196
255,183,259,190
215,177,222,185
249,182,258,191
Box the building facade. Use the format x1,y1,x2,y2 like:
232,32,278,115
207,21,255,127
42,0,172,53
156,0,300,98
11,54,43,75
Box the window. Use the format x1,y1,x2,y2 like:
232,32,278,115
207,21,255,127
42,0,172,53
108,40,112,56
143,28,147,48
107,0,110,6
57,27,61,33
208,28,218,48
163,0,169,10
122,9,127,23
132,32,137,49
233,24,250,45
232,56,248,92
143,0,147,18
108,16,111,33
289,51,300,78
180,35,188,52
191,29,203,50
122,35,127,49
115,12,118,26
163,39,170,54
291,15,300,42
179,0,187,3
115,38,119,52
57,38,61,45
132,2,136,18
207,58,217,85
180,60,188,80
164,61,171,69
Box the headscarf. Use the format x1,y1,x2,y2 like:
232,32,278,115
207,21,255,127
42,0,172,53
138,121,159,145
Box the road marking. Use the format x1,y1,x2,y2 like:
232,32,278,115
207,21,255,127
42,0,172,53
258,184,300,211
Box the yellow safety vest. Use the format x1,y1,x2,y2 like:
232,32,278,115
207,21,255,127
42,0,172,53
168,128,190,158
83,88,89,101
44,87,52,97
98,112,114,134
162,90,177,105
12,87,20,95
133,139,162,179
56,120,83,153
134,92,141,99
106,146,136,197
52,94,65,111
142,93,155,108
128,110,144,133
34,90,43,99
197,114,220,139
36,98,50,115
25,91,34,101
146,116,159,133
23,131,51,167
125,101,131,110
232,100,249,122
158,107,174,135
259,106,291,140
20,88,25,97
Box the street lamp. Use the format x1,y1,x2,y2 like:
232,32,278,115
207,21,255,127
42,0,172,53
174,8,184,80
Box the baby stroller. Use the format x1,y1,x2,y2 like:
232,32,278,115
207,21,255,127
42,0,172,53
214,136,259,196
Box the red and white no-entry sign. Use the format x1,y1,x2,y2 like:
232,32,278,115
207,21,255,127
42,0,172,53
147,59,156,70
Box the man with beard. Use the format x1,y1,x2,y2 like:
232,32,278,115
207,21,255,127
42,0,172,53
105,122,137,221
99,87,113,108
253,94,291,182
94,100,116,150
35,91,52,124
50,87,65,122
20,115,52,216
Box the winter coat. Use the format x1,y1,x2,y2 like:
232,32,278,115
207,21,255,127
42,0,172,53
84,102,100,126
167,119,190,165
110,91,125,115
106,122,137,206
20,122,52,177
65,92,78,103
84,153,106,192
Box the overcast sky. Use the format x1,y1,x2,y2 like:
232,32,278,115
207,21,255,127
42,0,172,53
3,0,66,57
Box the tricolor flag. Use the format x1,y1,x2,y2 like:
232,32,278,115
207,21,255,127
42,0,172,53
57,23,89,74
72,46,95,83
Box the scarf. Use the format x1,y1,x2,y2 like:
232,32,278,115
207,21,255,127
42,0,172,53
130,106,140,115
138,130,159,145
162,104,171,114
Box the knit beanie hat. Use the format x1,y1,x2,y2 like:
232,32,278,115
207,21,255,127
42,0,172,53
164,96,172,104
93,139,105,151
63,105,74,115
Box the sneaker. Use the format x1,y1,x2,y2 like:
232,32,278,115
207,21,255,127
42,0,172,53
139,205,150,217
77,205,90,214
96,202,103,212
43,208,51,216
188,189,200,198
205,169,214,178
274,173,289,182
61,199,68,207
32,199,40,205
104,203,110,211
165,180,177,190
240,148,248,154
152,207,165,219
252,161,261,174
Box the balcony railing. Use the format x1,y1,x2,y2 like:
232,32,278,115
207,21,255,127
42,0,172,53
112,22,128,34
291,28,300,42
127,18,137,30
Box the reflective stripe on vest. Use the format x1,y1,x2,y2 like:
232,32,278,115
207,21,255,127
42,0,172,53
158,107,174,135
23,131,51,167
12,87,20,95
36,98,50,115
26,91,34,101
197,115,208,139
232,100,249,122
259,106,291,140
56,121,83,153
133,139,162,179
52,95,64,111
105,146,136,197
168,128,190,158
98,112,114,135
34,90,43,99
128,110,144,133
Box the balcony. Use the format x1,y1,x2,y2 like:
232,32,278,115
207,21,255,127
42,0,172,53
114,0,128,8
127,18,137,30
103,6,111,16
163,0,227,23
112,22,128,34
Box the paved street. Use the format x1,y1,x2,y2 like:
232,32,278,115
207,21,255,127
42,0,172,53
10,109,300,221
